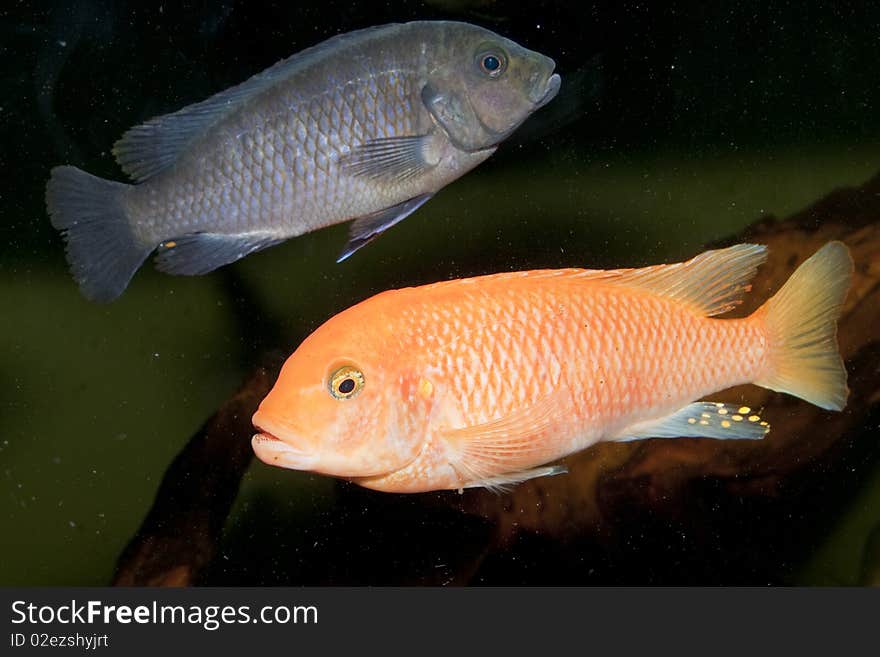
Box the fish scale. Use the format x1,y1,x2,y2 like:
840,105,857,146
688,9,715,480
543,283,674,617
143,68,418,236
430,286,753,432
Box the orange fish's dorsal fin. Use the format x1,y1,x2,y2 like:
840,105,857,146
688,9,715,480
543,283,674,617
440,392,565,487
601,243,769,316
414,268,590,294
412,245,766,317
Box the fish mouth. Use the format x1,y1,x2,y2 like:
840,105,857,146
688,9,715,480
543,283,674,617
532,72,561,109
251,426,318,471
464,71,562,153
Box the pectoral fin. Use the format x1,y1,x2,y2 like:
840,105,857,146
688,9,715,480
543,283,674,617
441,392,566,488
613,402,770,442
340,135,434,182
337,194,433,262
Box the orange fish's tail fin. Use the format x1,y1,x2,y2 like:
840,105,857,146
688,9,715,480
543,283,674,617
753,241,853,411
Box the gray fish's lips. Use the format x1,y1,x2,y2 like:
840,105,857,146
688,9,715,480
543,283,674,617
532,73,561,108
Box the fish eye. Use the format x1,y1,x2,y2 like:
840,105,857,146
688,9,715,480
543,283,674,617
328,365,364,400
477,50,506,78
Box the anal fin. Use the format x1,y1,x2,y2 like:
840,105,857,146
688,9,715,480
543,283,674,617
154,232,282,275
337,193,433,262
614,402,770,442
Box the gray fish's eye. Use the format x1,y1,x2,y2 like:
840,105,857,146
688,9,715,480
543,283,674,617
477,50,506,78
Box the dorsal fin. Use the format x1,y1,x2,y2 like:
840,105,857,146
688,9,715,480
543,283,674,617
604,243,768,316
112,24,401,182
410,244,767,317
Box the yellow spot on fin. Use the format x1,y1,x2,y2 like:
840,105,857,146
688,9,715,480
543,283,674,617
615,402,769,442
162,240,177,249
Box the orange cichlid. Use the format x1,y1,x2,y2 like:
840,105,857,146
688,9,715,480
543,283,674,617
252,241,853,493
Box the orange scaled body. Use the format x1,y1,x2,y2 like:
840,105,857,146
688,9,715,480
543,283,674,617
252,242,852,492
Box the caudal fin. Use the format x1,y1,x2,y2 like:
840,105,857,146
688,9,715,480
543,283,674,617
46,166,153,302
754,241,853,410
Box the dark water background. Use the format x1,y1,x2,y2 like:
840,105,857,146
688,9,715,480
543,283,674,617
2,0,879,585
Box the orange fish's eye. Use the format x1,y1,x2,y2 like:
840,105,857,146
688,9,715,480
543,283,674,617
328,365,365,400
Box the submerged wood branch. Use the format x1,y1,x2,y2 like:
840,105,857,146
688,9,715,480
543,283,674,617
112,358,281,586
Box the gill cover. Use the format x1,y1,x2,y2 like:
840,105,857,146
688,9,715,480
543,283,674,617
422,80,494,152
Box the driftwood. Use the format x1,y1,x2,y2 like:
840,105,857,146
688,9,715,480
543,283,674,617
113,173,880,586
112,359,280,586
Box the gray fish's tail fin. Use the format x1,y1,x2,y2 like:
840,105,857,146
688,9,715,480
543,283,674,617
46,166,153,302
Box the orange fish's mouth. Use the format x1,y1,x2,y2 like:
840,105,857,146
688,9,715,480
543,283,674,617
251,425,318,471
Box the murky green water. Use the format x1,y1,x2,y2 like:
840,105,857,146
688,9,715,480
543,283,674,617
3,1,879,585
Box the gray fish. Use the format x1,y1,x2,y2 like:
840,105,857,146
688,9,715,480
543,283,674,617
45,21,561,302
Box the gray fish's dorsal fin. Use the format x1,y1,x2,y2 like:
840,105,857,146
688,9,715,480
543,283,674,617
112,24,404,182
